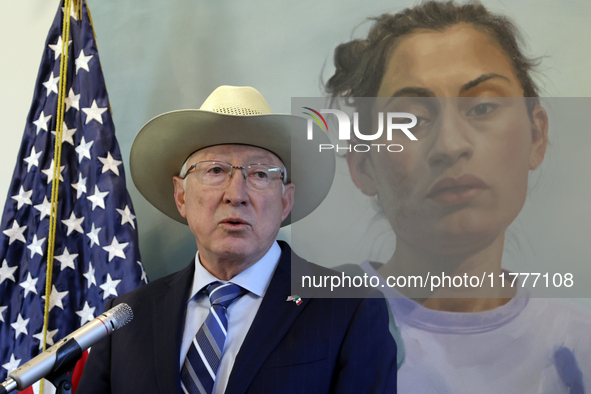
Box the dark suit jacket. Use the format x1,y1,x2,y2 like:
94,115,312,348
76,241,397,393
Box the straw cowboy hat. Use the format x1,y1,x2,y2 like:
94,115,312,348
130,85,335,226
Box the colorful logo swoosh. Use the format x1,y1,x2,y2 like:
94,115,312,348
302,107,328,131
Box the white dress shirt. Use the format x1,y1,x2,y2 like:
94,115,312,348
180,241,281,394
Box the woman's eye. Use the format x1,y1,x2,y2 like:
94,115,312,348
467,103,499,116
415,116,430,127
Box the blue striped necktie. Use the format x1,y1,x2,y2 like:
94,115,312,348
180,282,247,394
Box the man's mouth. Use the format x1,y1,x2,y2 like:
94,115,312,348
220,218,250,228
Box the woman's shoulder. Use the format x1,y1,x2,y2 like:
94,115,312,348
526,297,591,324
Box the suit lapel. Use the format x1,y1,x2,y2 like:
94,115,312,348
151,261,195,394
225,243,314,394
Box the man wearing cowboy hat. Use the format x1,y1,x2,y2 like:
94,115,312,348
77,86,397,394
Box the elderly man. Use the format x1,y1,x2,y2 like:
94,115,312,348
77,86,397,394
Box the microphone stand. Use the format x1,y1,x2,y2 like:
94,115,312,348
0,338,82,394
1,303,132,394
44,338,83,394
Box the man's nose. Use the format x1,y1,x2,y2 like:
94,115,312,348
224,167,249,205
427,110,473,168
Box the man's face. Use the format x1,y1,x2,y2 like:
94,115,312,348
173,144,294,267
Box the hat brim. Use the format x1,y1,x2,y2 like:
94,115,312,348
130,109,335,226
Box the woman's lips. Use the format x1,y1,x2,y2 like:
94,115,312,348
426,174,489,205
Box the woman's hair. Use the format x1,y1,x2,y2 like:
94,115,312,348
325,0,541,112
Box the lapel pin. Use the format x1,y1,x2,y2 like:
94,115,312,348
286,295,303,305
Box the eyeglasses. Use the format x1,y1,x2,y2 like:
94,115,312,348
181,161,285,190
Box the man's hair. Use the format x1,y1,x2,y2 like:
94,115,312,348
325,0,541,113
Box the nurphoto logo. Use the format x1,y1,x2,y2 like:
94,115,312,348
302,107,418,152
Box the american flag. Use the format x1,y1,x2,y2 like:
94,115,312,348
0,1,147,392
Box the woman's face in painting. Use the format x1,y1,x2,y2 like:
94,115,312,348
348,24,548,254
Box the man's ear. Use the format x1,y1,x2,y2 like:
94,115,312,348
281,183,295,222
529,104,549,170
172,176,187,218
346,151,379,196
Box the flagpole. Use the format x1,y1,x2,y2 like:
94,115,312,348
40,1,74,392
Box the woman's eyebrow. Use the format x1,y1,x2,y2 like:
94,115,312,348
390,87,436,98
386,73,511,102
460,73,511,93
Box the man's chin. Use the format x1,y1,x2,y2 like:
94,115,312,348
212,241,261,261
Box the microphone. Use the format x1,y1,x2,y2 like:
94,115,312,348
1,303,133,393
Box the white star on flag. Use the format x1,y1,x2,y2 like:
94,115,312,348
99,274,122,300
42,71,60,96
27,234,46,258
3,221,27,245
72,173,88,199
62,2,79,21
41,285,69,312
23,146,43,171
137,261,147,283
86,223,101,247
116,206,136,229
33,328,59,350
34,196,52,221
61,212,85,235
87,185,109,210
98,152,122,176
75,49,93,74
41,159,65,184
103,236,128,262
81,100,107,124
2,354,21,373
75,136,94,162
55,247,78,271
83,263,97,288
76,302,96,326
11,314,30,339
0,306,7,323
52,122,77,145
32,111,52,134
11,186,33,210
0,260,18,285
47,35,71,60
19,272,39,297
65,87,80,111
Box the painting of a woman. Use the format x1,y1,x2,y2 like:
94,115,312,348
325,1,591,392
